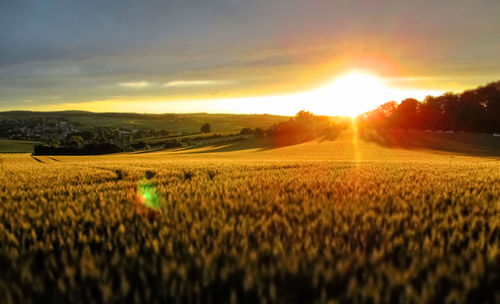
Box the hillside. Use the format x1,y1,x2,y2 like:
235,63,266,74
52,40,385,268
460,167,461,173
125,129,500,159
0,111,289,133
1,130,499,302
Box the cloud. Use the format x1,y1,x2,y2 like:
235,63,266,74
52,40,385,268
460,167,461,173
163,80,228,87
116,80,228,90
1,0,499,110
118,81,154,88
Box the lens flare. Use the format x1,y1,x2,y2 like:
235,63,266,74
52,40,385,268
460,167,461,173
137,180,161,209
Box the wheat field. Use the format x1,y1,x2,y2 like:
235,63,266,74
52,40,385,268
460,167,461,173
1,131,499,303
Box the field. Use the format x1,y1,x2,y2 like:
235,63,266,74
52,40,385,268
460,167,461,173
68,113,288,133
1,131,499,303
0,139,40,153
0,111,289,133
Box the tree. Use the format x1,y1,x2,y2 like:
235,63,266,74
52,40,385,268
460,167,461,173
159,129,170,136
418,96,445,130
201,123,211,133
239,128,253,135
392,98,418,129
358,80,500,133
254,128,265,138
358,101,397,129
67,135,84,149
263,111,344,139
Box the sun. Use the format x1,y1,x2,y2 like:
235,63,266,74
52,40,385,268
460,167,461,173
147,69,443,117
311,71,392,116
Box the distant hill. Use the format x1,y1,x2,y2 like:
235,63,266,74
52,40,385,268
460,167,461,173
0,111,290,133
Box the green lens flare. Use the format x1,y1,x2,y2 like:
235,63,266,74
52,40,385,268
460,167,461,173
137,180,160,209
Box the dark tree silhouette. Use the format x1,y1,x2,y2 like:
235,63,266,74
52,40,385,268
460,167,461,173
201,123,211,133
239,128,253,135
393,98,419,129
264,111,344,139
358,81,500,133
254,127,265,138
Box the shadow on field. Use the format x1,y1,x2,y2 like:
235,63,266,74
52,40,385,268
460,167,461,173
31,156,44,163
360,129,500,157
174,130,342,154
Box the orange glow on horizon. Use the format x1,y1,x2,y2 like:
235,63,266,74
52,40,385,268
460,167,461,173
31,69,445,117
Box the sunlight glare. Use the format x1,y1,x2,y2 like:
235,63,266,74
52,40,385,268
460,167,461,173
206,70,445,117
314,72,389,116
55,70,444,117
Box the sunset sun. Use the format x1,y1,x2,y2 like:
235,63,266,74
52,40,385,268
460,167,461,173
315,71,389,116
286,69,442,117
202,69,443,117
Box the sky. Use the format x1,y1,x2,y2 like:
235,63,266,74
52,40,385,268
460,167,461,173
1,0,499,115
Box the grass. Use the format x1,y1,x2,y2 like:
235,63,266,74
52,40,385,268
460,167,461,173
0,139,40,153
0,131,499,303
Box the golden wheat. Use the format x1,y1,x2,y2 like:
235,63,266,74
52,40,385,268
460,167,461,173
0,140,499,303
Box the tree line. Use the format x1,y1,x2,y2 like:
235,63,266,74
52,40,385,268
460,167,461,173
358,81,500,133
32,124,212,155
240,111,347,140
32,111,347,155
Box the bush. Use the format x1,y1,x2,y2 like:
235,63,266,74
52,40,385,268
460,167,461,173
131,141,147,149
240,128,253,135
33,143,124,155
201,123,211,133
163,140,183,149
